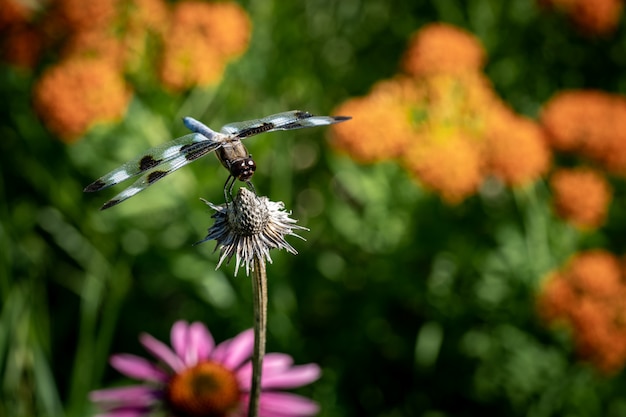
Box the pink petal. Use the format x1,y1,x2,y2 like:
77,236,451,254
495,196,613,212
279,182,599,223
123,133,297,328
110,354,168,382
211,338,231,363
258,392,320,417
185,322,215,366
140,333,184,372
216,329,254,369
237,353,295,389
261,353,294,370
170,320,189,360
260,364,321,389
89,385,158,405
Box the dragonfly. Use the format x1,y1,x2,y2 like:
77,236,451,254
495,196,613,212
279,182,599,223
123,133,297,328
84,110,351,210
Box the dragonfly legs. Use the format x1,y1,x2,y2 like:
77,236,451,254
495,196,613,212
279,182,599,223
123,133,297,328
244,180,257,195
223,176,258,205
224,175,236,204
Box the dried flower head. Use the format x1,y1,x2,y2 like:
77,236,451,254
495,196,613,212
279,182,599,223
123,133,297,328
197,187,308,276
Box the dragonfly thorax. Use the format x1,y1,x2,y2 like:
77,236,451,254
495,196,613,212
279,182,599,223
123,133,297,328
215,140,256,181
230,157,257,181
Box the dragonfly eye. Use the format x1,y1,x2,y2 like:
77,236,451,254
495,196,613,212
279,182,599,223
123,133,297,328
232,158,256,181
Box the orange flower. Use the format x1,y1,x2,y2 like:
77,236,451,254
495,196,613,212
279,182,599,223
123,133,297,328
330,77,423,163
160,36,226,92
402,129,483,203
567,251,622,298
0,0,35,29
398,73,514,201
0,0,43,69
333,22,553,203
53,0,118,33
60,0,169,74
119,0,169,33
572,298,626,373
541,90,599,152
117,0,170,74
550,168,612,229
537,271,577,322
423,73,505,141
62,29,125,68
159,1,251,91
538,250,626,373
34,58,131,142
539,0,623,35
402,23,485,77
1,24,43,69
484,107,551,186
540,90,626,174
195,2,251,58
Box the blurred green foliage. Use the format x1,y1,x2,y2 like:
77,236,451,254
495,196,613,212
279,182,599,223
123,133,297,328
2,0,626,416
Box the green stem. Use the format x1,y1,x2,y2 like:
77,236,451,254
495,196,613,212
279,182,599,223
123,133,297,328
248,256,267,417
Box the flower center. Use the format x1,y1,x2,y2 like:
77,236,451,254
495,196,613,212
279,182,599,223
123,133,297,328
229,188,270,236
166,361,241,417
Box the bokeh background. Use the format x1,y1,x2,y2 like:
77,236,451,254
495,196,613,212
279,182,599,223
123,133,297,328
3,0,626,416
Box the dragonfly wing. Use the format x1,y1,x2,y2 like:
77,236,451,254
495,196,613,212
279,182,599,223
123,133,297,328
98,140,222,210
220,110,351,139
84,133,217,193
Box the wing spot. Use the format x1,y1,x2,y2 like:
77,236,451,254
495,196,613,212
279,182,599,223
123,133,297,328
180,142,215,161
186,147,212,161
84,179,107,192
100,199,121,210
237,122,275,138
139,155,161,171
147,170,167,184
180,143,194,152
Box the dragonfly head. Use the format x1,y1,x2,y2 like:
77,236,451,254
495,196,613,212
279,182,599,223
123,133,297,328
231,157,256,181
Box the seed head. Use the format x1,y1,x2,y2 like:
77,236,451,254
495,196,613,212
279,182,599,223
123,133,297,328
196,187,308,275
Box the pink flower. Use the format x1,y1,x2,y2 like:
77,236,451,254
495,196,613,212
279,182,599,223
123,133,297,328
90,321,321,417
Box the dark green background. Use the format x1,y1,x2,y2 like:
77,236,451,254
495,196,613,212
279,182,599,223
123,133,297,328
2,0,626,416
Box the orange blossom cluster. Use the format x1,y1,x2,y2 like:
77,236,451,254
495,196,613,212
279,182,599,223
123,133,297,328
160,1,251,92
0,0,43,68
331,23,550,203
2,0,251,142
538,250,626,374
538,0,624,36
549,168,612,229
541,90,626,175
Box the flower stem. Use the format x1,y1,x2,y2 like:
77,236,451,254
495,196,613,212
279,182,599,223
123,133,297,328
248,256,267,417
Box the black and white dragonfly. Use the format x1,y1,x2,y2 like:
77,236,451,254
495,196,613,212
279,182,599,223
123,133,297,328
84,110,351,210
